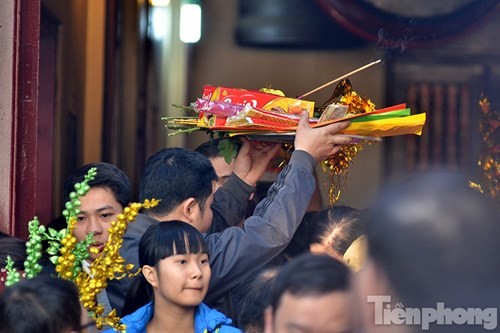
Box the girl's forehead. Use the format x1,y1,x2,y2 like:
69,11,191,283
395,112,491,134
169,249,208,255
171,235,205,248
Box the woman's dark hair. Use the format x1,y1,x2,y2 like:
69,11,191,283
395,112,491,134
285,206,364,259
122,221,209,315
309,205,364,256
0,276,82,333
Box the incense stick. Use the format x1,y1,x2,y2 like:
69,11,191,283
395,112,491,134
298,59,382,99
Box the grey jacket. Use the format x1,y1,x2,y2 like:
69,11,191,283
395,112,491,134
107,150,316,315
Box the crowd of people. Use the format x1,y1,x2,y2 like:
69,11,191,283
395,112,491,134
1,111,499,333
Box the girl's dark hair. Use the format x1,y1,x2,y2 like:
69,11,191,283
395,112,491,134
0,276,82,333
122,221,209,315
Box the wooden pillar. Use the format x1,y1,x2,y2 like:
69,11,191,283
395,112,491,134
13,0,41,239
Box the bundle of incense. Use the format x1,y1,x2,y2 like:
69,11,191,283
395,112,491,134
298,59,382,99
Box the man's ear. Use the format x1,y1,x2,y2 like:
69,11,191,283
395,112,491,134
179,197,198,223
263,306,274,333
142,265,158,288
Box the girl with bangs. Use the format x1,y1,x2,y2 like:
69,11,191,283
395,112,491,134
108,221,240,333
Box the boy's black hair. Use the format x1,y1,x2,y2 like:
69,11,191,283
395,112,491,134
139,148,217,217
63,162,132,207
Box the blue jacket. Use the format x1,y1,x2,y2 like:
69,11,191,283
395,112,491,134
104,302,241,333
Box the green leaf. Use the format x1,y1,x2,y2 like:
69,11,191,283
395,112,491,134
47,246,59,255
49,256,59,265
217,139,238,164
58,229,67,238
48,240,59,247
48,228,58,238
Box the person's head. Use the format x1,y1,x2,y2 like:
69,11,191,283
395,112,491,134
354,171,500,333
283,206,364,262
125,221,211,315
195,138,236,186
238,267,280,333
0,235,27,292
264,253,352,333
0,276,94,333
63,162,132,261
0,235,26,269
139,148,218,232
308,205,364,259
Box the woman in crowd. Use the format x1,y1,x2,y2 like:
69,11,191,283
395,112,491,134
112,221,240,333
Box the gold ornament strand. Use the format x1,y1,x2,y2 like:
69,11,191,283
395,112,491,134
477,98,499,202
323,144,364,204
55,217,79,279
340,91,376,115
77,199,159,331
321,84,377,204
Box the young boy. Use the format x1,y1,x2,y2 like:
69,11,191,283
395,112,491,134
63,162,132,262
63,162,132,315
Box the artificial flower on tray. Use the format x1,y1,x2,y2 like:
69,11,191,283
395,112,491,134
164,63,427,202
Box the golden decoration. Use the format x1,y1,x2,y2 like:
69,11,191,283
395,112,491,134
323,144,364,204
320,81,378,204
74,199,160,331
477,98,499,202
259,87,285,96
55,217,79,279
